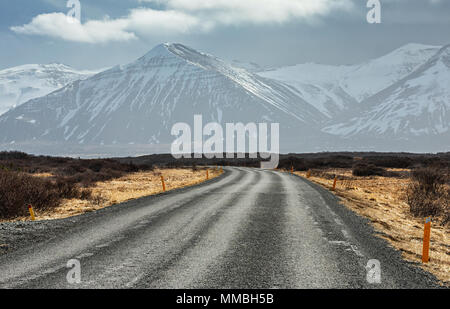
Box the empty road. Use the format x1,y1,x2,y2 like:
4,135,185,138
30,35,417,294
0,167,440,288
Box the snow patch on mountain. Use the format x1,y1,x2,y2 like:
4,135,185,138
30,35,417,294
259,43,441,116
0,43,324,147
0,42,448,154
0,63,101,115
323,45,450,138
341,43,441,102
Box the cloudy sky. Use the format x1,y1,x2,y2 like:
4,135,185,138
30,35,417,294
1,0,449,70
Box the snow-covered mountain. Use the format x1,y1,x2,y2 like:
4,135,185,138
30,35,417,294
0,63,99,115
323,45,450,142
0,42,448,155
0,43,327,154
259,43,441,118
340,43,441,102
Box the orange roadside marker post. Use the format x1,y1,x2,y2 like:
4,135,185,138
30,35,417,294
307,170,311,178
332,176,337,191
422,217,432,263
160,175,166,192
28,205,36,221
291,166,294,174
206,169,209,180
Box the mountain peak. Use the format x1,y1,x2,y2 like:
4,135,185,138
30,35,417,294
137,43,221,70
0,63,71,74
371,43,440,65
396,43,440,51
0,63,98,115
138,43,174,59
165,43,212,59
139,43,203,58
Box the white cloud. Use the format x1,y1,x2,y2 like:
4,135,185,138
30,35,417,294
11,0,354,43
11,13,136,43
142,0,354,24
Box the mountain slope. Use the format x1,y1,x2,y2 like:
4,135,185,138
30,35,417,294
339,43,441,102
259,44,441,118
0,43,448,155
0,64,99,115
0,43,326,152
323,45,450,142
258,63,356,118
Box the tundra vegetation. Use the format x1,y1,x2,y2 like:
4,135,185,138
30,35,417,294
1,151,448,222
0,151,224,220
0,151,152,219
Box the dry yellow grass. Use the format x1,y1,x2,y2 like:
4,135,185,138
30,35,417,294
19,167,222,222
30,173,54,178
296,168,449,285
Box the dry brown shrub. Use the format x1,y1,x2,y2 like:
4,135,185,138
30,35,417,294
406,167,449,225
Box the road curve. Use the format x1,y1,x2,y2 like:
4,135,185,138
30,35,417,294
0,167,440,288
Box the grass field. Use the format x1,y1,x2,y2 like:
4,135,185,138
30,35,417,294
37,167,222,220
2,167,222,222
0,151,224,221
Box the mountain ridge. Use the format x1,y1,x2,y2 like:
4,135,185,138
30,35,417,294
0,43,326,154
323,44,450,139
0,63,101,115
0,42,449,155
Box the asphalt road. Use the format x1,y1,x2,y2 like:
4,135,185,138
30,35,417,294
0,167,441,288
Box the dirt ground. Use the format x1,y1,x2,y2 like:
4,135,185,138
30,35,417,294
15,167,222,222
295,168,449,285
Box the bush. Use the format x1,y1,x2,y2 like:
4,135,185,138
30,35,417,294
278,156,307,171
0,171,59,218
191,163,198,172
166,161,184,168
406,168,449,225
0,151,30,160
0,153,155,219
60,164,87,176
363,156,413,168
87,161,104,173
352,163,385,176
0,170,93,219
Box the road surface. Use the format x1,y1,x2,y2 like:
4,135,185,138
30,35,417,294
0,167,440,288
